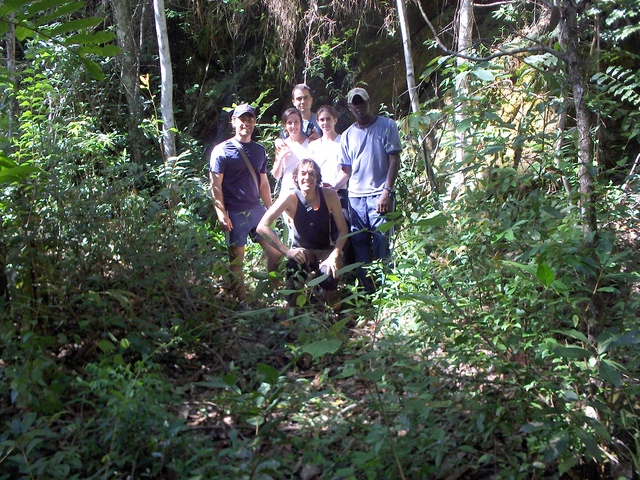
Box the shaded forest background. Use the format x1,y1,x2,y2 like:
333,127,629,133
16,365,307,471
2,0,640,478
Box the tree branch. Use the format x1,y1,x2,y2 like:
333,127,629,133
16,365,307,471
414,0,567,63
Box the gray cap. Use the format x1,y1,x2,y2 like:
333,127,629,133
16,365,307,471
347,87,370,103
233,104,256,118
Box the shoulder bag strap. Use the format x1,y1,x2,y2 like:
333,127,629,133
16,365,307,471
229,138,260,195
294,189,313,212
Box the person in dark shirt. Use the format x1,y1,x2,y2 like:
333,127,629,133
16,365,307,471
209,104,281,306
257,159,348,306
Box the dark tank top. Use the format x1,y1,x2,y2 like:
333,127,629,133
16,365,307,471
292,188,332,250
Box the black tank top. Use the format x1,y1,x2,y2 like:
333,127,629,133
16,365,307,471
292,188,332,250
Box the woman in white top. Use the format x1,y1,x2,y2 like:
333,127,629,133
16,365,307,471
308,105,351,209
272,108,309,197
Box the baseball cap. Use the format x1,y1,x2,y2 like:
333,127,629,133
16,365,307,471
347,87,370,103
232,104,256,118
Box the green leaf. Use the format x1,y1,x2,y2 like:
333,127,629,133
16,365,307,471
456,117,474,132
363,369,384,382
552,329,589,343
256,363,280,384
544,431,569,462
302,339,342,359
0,165,40,183
80,57,104,80
415,211,448,227
46,17,104,36
599,360,621,387
596,234,612,264
502,260,537,277
541,206,564,218
97,340,115,352
337,262,362,275
555,345,591,360
65,30,115,46
15,25,36,41
472,68,495,81
308,273,329,287
375,221,395,234
34,1,84,26
575,429,602,461
597,331,640,354
536,263,554,287
0,153,17,169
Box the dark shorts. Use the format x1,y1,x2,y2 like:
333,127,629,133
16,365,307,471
226,205,267,247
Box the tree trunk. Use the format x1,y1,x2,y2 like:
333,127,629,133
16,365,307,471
396,0,419,113
6,13,17,142
110,0,143,164
152,0,176,163
448,0,473,201
559,0,597,245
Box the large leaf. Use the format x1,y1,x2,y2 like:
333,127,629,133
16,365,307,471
34,1,84,26
46,17,103,36
80,57,104,81
256,363,280,385
536,263,554,287
65,30,116,46
599,359,621,387
555,345,591,360
0,165,40,183
472,68,495,81
302,339,342,359
416,211,448,227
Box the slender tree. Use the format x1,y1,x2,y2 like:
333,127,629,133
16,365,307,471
396,0,418,113
110,0,143,164
448,0,473,200
558,0,597,244
152,0,176,162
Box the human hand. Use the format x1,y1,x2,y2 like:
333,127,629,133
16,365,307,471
217,213,233,232
376,191,394,214
276,145,291,162
319,251,341,278
286,247,309,265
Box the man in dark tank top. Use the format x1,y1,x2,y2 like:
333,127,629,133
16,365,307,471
257,159,348,307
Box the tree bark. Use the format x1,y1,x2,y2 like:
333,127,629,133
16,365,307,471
559,0,597,245
396,0,419,113
6,13,17,143
448,0,473,200
110,0,143,164
152,0,176,163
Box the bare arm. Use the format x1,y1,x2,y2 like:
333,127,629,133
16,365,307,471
320,188,349,277
259,172,273,207
271,139,289,180
377,152,400,213
257,193,307,263
210,171,232,231
334,165,352,191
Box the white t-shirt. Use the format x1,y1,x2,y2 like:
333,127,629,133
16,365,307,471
279,137,309,196
308,134,344,188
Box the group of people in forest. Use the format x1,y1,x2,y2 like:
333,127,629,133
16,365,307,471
209,84,402,309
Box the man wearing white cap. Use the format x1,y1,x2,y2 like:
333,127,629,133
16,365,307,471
209,104,281,306
341,87,402,293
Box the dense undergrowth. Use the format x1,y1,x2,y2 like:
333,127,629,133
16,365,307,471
2,134,640,478
3,9,640,478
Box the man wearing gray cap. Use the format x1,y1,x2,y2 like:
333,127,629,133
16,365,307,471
209,104,281,306
341,87,402,293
